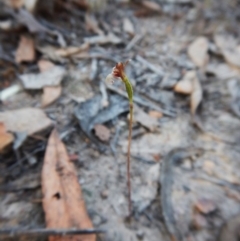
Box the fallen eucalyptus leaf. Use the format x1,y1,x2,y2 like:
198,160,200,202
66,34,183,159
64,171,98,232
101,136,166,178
174,71,202,115
38,59,55,72
188,36,209,68
0,108,52,135
214,35,240,69
20,66,65,89
41,86,62,107
206,63,240,80
15,35,35,63
174,71,194,94
42,129,95,241
0,122,14,153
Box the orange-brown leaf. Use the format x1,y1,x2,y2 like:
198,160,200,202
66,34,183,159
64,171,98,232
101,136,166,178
41,86,62,107
15,36,35,63
41,129,95,241
0,122,14,153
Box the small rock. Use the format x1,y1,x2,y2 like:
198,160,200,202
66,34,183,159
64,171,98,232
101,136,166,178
100,190,108,199
94,124,111,142
136,229,145,239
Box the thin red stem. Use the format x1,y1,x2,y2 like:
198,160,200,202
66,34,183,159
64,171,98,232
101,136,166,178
127,102,133,216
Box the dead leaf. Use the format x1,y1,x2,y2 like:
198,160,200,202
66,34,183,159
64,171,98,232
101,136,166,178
174,71,202,115
0,108,52,135
38,60,62,107
15,8,49,33
42,129,95,241
38,59,55,72
174,71,194,94
41,86,62,107
94,124,110,142
142,1,161,12
194,198,217,214
148,110,163,119
37,46,65,62
20,66,65,89
133,105,159,131
0,122,14,153
84,33,122,45
214,35,240,69
15,36,35,63
188,36,209,68
206,63,240,80
123,18,135,37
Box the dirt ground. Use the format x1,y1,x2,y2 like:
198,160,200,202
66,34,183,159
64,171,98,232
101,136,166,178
0,0,240,241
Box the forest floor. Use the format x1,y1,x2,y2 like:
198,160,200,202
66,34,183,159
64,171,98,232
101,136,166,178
0,1,240,241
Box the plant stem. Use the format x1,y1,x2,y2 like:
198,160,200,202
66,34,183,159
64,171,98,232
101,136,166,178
123,77,133,216
127,101,133,215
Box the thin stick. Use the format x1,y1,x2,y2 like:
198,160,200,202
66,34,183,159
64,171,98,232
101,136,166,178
0,228,104,237
127,102,133,215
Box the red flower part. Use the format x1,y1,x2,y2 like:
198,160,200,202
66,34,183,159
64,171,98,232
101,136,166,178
112,62,125,79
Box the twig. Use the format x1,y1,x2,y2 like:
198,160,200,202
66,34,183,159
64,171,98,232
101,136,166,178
100,81,109,108
0,228,104,237
90,58,98,81
136,55,164,76
125,34,144,51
